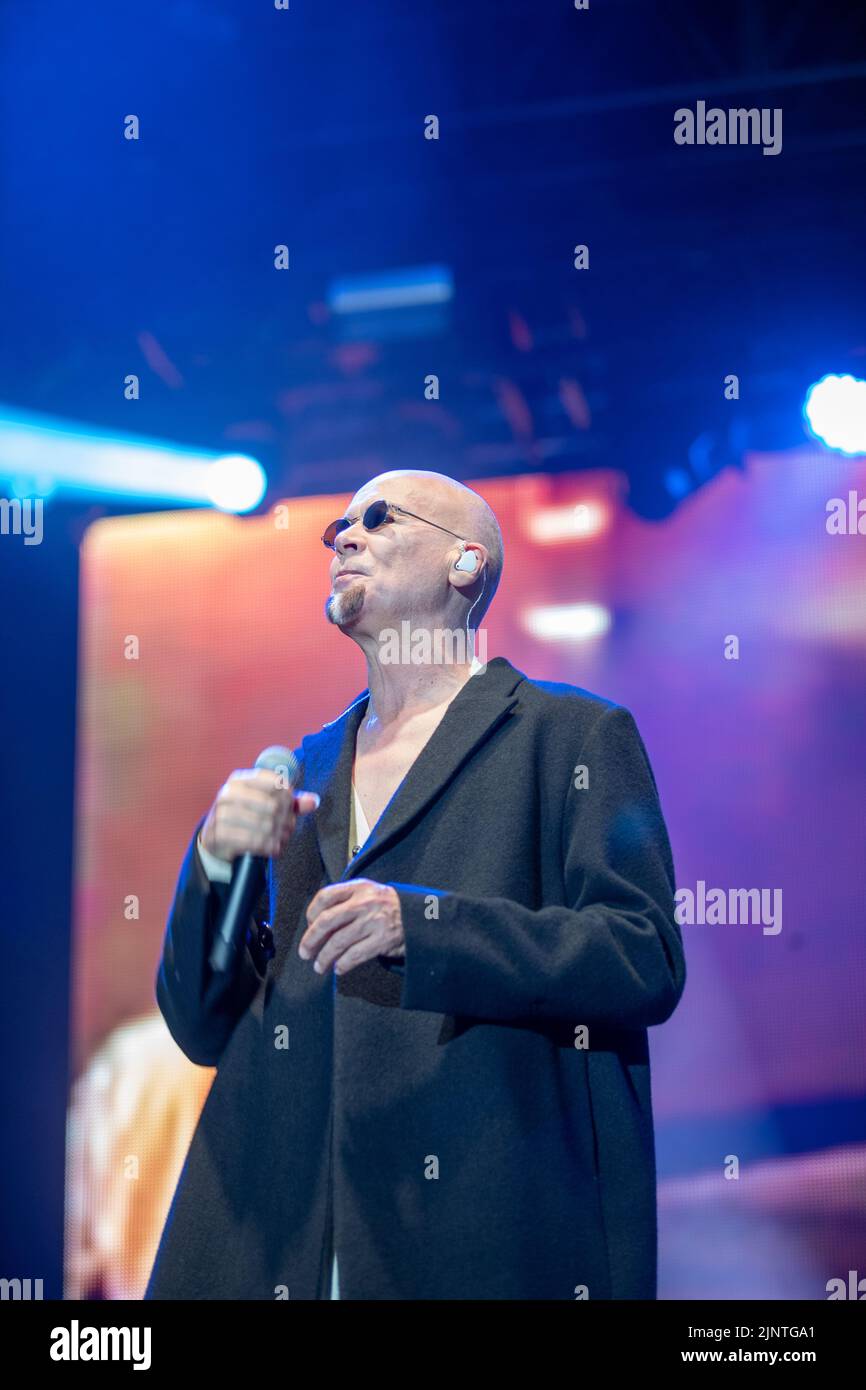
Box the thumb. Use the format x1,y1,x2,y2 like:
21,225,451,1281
293,790,321,814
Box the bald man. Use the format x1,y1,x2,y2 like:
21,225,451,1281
146,471,685,1301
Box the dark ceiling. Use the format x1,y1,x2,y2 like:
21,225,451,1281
2,0,865,515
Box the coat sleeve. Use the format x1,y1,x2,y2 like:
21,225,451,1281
390,704,686,1029
154,821,271,1068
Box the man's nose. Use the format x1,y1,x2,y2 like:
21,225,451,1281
335,526,364,557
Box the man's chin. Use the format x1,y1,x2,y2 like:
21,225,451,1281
325,586,365,628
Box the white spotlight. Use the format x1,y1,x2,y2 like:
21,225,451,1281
524,603,612,641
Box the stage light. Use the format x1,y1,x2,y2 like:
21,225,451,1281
523,603,611,641
528,500,608,542
803,374,866,456
327,265,453,314
0,407,267,512
663,466,692,500
205,455,267,512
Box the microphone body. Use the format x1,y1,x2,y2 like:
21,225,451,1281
208,745,299,974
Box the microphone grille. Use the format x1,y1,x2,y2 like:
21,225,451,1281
254,745,300,788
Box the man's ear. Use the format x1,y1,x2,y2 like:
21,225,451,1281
450,545,485,585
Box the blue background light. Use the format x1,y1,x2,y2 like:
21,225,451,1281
803,374,866,456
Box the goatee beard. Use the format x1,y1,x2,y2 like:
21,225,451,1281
325,580,365,627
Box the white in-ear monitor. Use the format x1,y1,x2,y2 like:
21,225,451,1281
454,548,478,573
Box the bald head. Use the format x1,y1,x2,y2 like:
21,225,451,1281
355,470,503,626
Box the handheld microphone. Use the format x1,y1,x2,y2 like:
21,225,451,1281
208,745,300,974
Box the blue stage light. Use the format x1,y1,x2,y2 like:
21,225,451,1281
205,454,267,512
663,466,692,499
803,374,866,456
0,407,267,512
327,264,453,314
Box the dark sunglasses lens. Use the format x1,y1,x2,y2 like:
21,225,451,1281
323,501,390,548
363,501,390,528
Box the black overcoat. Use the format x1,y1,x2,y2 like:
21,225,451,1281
145,656,685,1300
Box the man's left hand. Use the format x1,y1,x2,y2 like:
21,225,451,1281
299,879,405,975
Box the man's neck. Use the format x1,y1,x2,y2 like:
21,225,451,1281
361,653,482,734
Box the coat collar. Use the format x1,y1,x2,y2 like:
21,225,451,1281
309,656,524,884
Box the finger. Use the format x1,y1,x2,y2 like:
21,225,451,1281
214,796,297,853
232,770,297,806
292,791,321,815
231,768,286,789
208,810,268,850
226,782,289,813
306,879,360,926
222,798,286,838
332,938,384,976
299,899,362,958
313,921,370,974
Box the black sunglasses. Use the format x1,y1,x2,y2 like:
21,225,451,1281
322,500,468,550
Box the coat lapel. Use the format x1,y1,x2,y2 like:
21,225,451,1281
312,656,523,885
